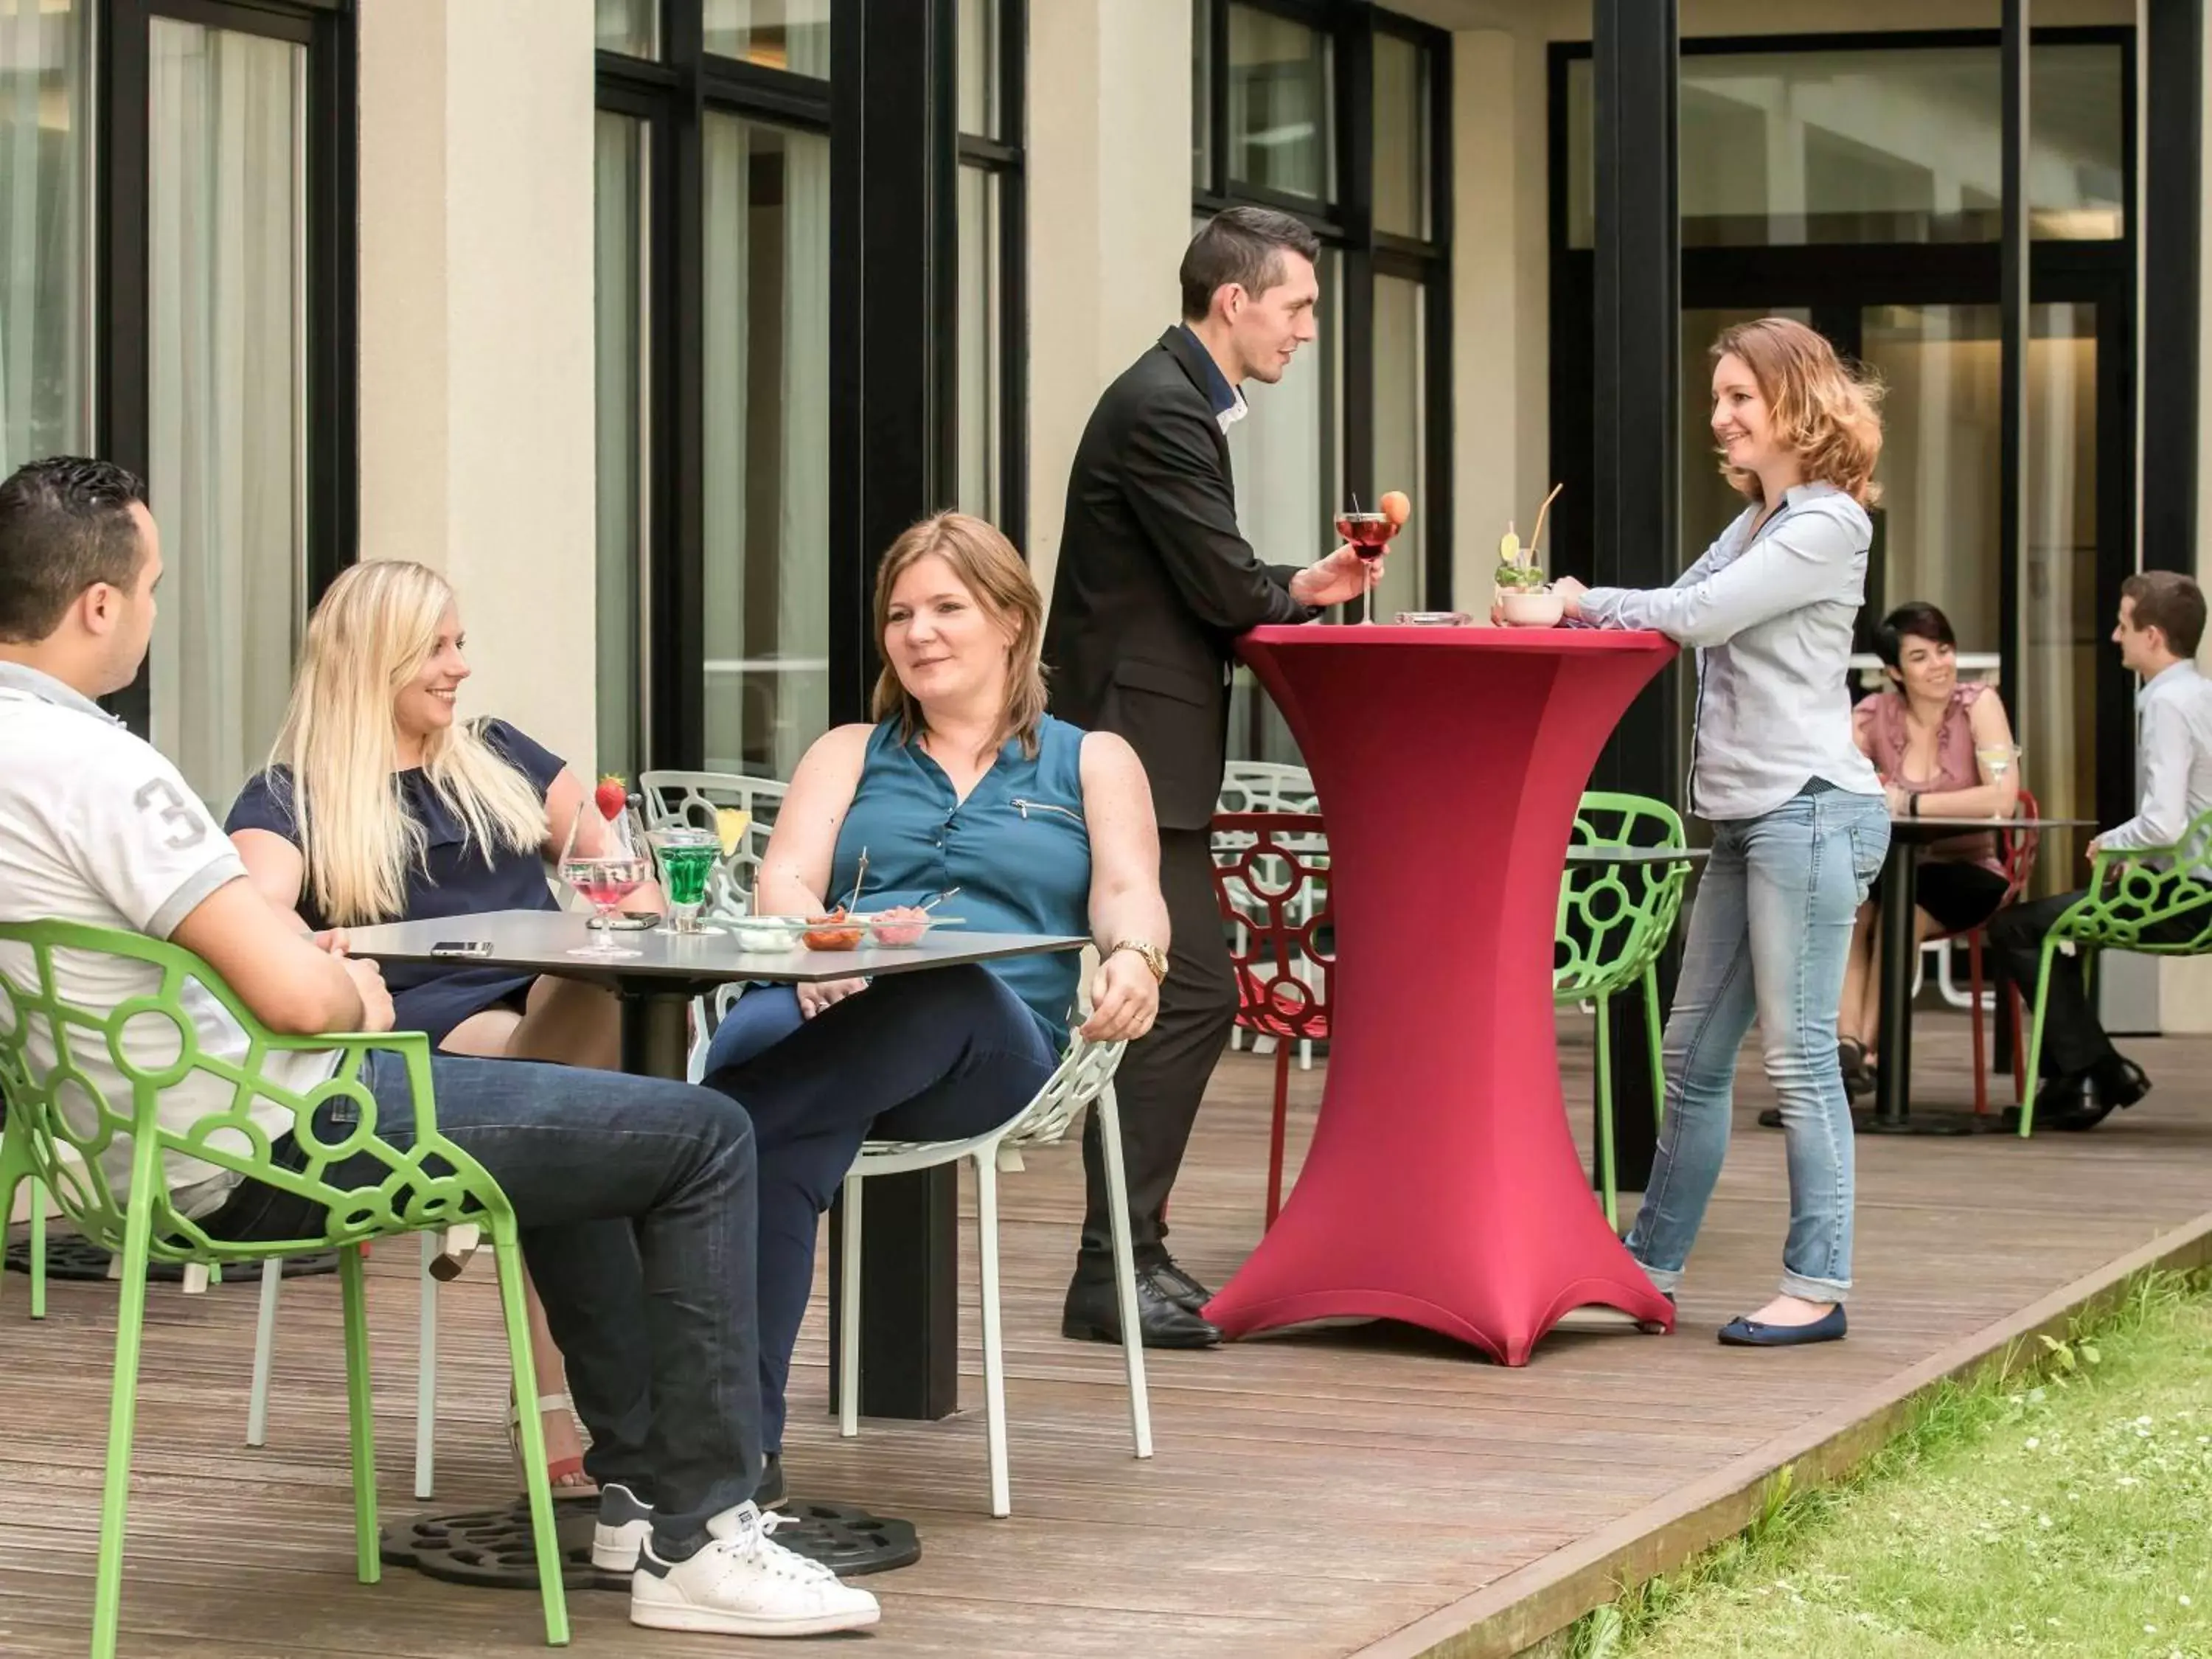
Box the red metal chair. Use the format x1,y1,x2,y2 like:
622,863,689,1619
1208,812,1332,1229
1930,788,2042,1115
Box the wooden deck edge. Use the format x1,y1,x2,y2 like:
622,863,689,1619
1347,1207,2212,1659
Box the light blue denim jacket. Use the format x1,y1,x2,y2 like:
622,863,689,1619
1582,481,1883,821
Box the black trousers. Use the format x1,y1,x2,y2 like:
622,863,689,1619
1077,825,1239,1276
1987,888,2212,1078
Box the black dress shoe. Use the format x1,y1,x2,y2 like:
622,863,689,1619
1142,1258,1214,1314
1062,1273,1222,1349
2093,1055,2152,1110
2034,1072,2115,1132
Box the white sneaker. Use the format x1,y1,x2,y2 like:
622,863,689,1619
630,1503,881,1637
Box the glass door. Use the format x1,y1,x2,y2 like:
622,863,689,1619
1676,298,2119,890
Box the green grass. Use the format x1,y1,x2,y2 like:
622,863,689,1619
1565,1271,2212,1659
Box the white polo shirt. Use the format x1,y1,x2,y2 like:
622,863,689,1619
0,663,338,1217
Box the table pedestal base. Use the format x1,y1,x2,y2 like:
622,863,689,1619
380,1495,920,1590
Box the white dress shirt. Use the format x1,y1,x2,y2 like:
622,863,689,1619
2099,658,2212,876
1579,482,1884,821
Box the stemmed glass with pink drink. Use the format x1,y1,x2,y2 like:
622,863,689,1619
558,773,653,959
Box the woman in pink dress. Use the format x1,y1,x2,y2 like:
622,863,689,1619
1837,602,2022,1093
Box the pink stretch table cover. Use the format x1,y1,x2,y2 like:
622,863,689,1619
1203,625,1680,1364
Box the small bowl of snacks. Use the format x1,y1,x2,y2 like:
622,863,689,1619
727,915,807,954
863,908,946,948
801,908,868,951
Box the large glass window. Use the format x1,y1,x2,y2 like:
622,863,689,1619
1372,30,1429,240
956,164,1003,522
0,0,88,471
700,115,830,779
705,0,830,77
146,17,307,809
1197,4,1450,760
1371,272,1425,616
1568,41,2127,248
1226,4,1331,201
595,111,650,780
597,0,658,59
1228,246,1343,571
956,0,1022,533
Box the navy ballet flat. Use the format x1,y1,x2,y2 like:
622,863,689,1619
1717,1304,1847,1347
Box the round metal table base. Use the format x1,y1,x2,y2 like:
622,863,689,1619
379,1495,920,1591
4,1234,338,1282
1754,1106,2006,1138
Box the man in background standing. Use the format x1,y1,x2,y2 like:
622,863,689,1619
1045,207,1380,1347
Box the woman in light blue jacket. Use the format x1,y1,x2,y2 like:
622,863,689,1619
1552,317,1889,1348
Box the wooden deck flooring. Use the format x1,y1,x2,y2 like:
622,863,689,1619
4,1012,2211,1658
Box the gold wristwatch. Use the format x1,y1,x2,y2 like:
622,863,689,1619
1109,939,1169,983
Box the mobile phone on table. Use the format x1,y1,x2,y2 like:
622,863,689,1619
431,940,495,959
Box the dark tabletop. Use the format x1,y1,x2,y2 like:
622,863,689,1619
344,909,1089,987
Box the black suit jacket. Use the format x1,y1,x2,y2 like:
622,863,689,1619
1042,327,1312,830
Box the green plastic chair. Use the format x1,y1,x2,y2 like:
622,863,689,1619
0,919,568,1656
1555,793,1694,1226
2018,806,2212,1138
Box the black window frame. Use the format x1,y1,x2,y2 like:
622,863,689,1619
597,0,1023,775
955,0,1026,544
1192,0,1453,616
100,0,358,737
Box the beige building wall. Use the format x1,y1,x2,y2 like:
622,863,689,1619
357,0,601,777
1025,0,1194,603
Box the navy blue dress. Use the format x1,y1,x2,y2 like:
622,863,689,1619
225,719,567,1046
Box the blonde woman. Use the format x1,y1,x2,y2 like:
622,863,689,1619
226,559,645,1493
1552,318,1890,1349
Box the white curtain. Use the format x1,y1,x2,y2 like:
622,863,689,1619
701,113,754,773
147,21,305,813
594,111,649,779
700,118,830,781
776,129,831,778
0,0,86,471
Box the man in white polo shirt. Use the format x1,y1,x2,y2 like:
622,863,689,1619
0,457,875,1638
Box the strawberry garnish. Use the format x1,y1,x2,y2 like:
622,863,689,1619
594,774,628,821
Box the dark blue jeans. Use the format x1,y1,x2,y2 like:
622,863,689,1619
700,964,1057,1453
204,1051,762,1543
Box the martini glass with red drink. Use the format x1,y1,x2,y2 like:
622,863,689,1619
1334,510,1397,625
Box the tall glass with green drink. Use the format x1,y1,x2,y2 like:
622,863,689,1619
649,825,722,934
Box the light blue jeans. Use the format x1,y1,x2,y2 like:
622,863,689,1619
1625,785,1889,1303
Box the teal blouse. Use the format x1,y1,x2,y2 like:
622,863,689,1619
832,715,1091,1048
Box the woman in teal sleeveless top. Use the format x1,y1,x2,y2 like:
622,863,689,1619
700,513,1169,1485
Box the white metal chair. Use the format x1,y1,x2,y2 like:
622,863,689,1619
640,768,787,917
835,1033,1152,1517
1215,759,1318,815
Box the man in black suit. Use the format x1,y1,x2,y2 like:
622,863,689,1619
1046,206,1380,1348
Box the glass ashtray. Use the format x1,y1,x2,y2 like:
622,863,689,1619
1396,611,1473,627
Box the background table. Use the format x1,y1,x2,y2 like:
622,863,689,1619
1205,625,1680,1365
1868,815,2101,1133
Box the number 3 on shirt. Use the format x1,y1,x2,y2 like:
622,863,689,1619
134,776,207,851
